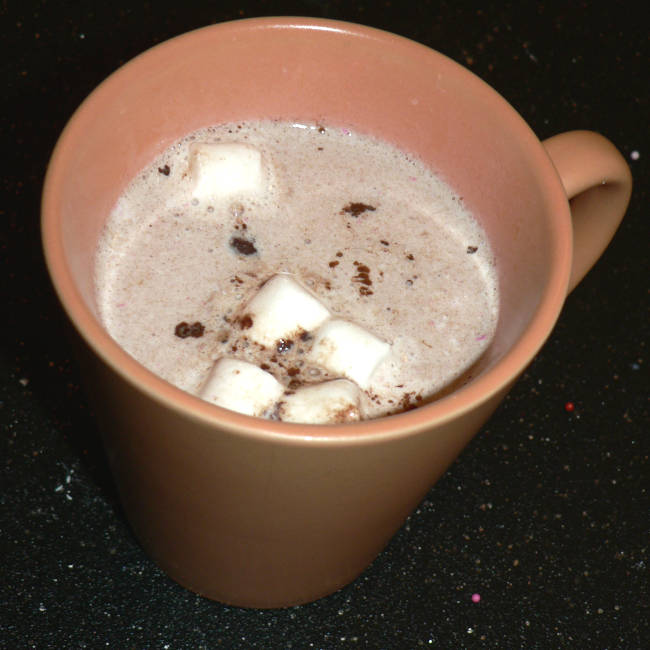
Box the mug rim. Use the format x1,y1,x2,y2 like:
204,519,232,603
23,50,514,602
41,16,573,445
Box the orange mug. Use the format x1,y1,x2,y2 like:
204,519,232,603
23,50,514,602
42,18,631,608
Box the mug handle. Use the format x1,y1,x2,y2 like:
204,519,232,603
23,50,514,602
543,130,632,293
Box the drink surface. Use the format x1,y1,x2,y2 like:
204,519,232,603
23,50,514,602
94,121,499,421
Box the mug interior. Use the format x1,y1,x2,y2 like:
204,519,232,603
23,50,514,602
42,18,571,436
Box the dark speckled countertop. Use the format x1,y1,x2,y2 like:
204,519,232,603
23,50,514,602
2,1,648,647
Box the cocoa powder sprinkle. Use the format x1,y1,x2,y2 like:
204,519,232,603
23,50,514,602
276,338,293,353
238,314,253,329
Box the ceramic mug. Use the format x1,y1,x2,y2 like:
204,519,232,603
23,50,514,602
41,18,631,608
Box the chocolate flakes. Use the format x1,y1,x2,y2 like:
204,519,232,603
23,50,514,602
353,262,372,285
340,202,376,217
230,236,257,256
467,245,478,254
174,321,205,338
352,261,374,296
157,164,170,176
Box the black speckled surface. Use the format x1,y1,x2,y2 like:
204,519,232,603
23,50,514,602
2,1,648,647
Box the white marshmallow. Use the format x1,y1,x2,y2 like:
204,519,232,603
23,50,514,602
189,142,265,200
308,319,390,389
199,358,284,417
243,274,330,347
277,379,362,424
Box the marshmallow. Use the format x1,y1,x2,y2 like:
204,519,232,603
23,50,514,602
199,358,284,416
278,379,362,424
189,142,265,200
242,274,330,347
307,319,390,389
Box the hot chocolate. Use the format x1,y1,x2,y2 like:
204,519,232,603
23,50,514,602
94,120,499,422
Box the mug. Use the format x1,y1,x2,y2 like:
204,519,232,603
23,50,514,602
41,17,631,608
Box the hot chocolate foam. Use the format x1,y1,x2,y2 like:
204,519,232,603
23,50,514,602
94,120,499,422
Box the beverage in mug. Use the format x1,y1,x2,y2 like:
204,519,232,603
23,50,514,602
95,120,500,423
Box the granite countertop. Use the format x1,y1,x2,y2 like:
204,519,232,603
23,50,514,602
2,1,647,647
